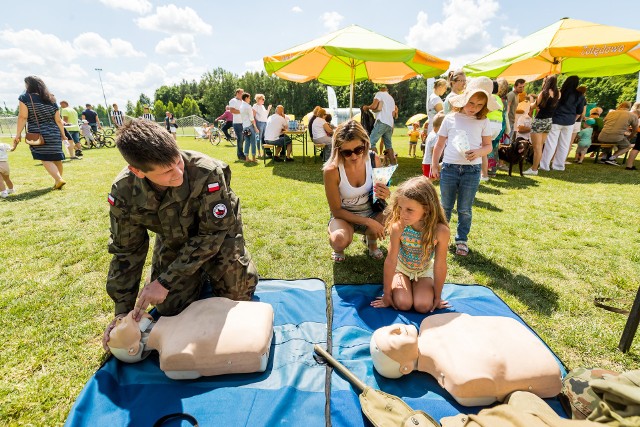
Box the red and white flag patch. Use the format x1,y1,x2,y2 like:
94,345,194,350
207,183,220,193
108,194,115,206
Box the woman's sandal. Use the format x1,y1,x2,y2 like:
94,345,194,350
368,247,384,260
455,242,469,257
331,251,346,262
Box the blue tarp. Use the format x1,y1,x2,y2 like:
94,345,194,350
330,283,568,426
65,279,328,427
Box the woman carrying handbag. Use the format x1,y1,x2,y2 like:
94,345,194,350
12,76,69,189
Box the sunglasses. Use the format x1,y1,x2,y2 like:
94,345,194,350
339,145,366,157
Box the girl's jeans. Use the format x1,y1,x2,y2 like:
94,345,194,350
439,163,481,243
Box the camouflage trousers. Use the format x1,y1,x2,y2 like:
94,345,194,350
149,234,259,316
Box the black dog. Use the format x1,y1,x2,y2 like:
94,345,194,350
498,137,531,176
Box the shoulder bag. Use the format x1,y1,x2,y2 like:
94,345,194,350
24,94,45,146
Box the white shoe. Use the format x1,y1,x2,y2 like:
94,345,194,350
6,188,14,194
0,190,8,198
480,176,490,181
522,168,538,176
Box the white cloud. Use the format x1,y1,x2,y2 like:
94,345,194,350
98,0,152,14
155,34,197,56
292,6,303,13
244,60,264,73
405,0,500,69
0,29,76,65
136,5,212,35
321,11,344,32
73,32,145,58
500,26,521,47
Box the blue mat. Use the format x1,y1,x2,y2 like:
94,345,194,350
66,279,328,427
330,283,568,426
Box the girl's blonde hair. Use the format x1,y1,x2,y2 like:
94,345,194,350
434,78,448,90
322,120,370,171
451,92,490,120
384,176,448,263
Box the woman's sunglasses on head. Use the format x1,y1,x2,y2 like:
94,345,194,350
339,145,366,157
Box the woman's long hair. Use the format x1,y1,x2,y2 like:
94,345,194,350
384,176,448,264
538,75,559,109
558,75,580,105
24,76,55,104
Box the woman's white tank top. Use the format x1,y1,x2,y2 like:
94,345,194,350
338,156,372,212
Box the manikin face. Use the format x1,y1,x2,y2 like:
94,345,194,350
397,196,425,228
371,324,419,378
130,155,185,188
109,311,153,362
462,93,487,117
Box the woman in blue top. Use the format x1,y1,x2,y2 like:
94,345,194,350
539,76,586,172
12,76,68,189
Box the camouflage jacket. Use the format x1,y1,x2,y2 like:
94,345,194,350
106,150,245,315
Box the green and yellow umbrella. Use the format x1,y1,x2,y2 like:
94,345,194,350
264,25,449,113
464,18,640,82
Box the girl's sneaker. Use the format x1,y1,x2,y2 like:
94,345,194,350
6,188,14,194
1,190,8,198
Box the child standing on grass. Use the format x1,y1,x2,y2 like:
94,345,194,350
371,176,450,313
573,118,596,164
422,113,445,179
0,142,15,198
430,76,497,257
407,122,420,157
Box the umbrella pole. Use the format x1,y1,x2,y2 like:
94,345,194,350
349,62,355,118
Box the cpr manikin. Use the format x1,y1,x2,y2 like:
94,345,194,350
108,297,274,380
370,313,562,406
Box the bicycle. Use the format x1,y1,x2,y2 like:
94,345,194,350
208,120,235,146
80,128,115,149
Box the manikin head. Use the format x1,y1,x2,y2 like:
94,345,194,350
108,311,154,363
370,324,419,378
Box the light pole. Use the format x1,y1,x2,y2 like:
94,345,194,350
95,68,112,127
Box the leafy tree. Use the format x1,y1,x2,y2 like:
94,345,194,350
125,101,135,116
134,101,144,118
181,95,201,117
138,93,151,107
174,104,184,119
166,101,175,115
95,104,110,125
153,100,166,120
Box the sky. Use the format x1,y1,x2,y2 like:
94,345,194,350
0,0,637,111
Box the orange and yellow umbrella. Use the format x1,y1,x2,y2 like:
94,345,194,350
464,18,640,82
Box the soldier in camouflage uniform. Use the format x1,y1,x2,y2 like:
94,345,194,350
102,119,258,350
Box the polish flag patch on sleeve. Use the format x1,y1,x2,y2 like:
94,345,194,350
108,194,115,206
207,182,220,193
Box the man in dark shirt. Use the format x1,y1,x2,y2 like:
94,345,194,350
82,104,101,133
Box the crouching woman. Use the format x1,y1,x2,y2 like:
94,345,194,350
323,120,390,262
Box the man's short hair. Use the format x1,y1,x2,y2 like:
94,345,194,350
618,101,632,110
86,104,91,108
242,93,250,101
60,100,68,106
116,119,180,172
112,103,118,107
515,79,526,86
235,88,244,95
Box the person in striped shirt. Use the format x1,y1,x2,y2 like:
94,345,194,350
141,105,155,121
111,103,124,127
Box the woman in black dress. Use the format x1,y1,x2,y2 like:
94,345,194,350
12,76,68,189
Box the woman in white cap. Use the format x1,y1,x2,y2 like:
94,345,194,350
430,76,499,256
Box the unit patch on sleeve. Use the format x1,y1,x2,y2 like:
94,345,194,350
213,203,227,218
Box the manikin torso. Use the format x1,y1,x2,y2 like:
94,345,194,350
109,298,274,380
372,313,562,406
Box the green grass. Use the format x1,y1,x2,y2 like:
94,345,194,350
1,130,639,425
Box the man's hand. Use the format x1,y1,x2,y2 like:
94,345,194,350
132,279,169,321
102,314,126,352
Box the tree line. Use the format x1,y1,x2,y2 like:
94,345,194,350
5,68,633,125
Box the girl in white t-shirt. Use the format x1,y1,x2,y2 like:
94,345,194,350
427,79,447,134
430,77,498,257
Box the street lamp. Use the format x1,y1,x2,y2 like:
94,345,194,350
95,68,112,127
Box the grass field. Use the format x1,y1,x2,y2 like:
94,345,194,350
1,130,639,425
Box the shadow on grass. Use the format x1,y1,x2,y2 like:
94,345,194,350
271,159,324,184
486,174,541,190
473,199,502,212
532,162,638,185
454,249,559,316
4,188,53,201
332,253,384,285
